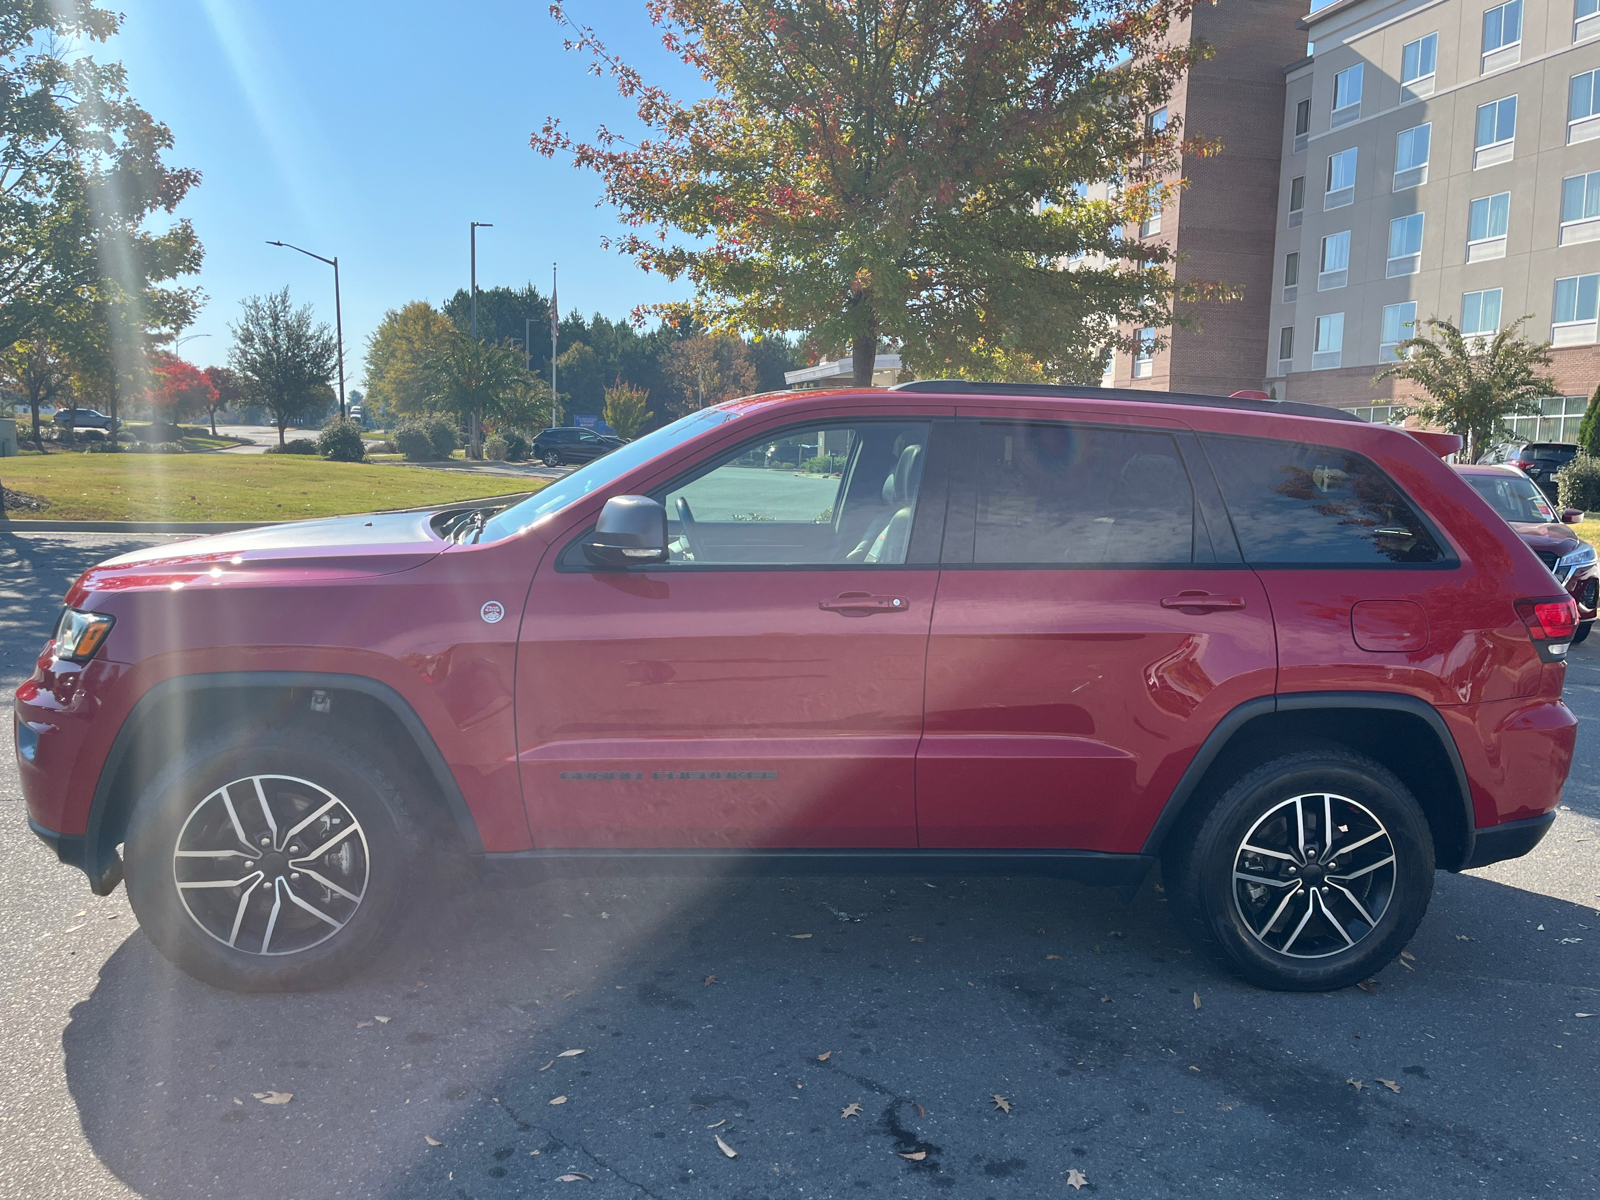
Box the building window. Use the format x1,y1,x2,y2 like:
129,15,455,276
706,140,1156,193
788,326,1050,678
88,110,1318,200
1283,251,1300,302
1141,193,1162,237
1402,33,1438,97
1325,148,1357,209
1561,170,1600,244
1289,175,1306,226
1144,108,1167,166
1579,0,1600,43
1352,405,1408,425
1572,70,1600,143
1474,96,1517,167
1278,325,1295,371
1508,396,1592,443
1394,123,1431,189
1466,192,1510,261
1319,230,1351,290
1133,328,1156,378
1313,313,1345,370
1482,0,1522,72
1553,273,1600,344
1387,213,1424,276
1461,288,1503,340
1380,302,1418,362
1332,64,1364,126
1294,98,1312,151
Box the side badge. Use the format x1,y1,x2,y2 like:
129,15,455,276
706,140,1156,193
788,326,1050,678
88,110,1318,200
480,600,506,624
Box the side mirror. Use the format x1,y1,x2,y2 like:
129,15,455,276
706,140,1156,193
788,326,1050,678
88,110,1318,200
583,495,668,567
1563,508,1584,525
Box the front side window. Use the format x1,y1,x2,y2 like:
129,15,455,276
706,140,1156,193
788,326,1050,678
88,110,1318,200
1313,312,1345,369
1476,95,1518,146
1468,192,1511,242
1402,33,1438,83
967,423,1195,565
1333,64,1364,117
1462,288,1503,337
657,421,931,566
1561,171,1600,223
1202,436,1446,565
1483,0,1522,53
1554,273,1600,325
1380,301,1418,361
1387,212,1424,275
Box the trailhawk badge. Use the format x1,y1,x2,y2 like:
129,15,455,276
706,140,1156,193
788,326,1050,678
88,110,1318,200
480,600,505,624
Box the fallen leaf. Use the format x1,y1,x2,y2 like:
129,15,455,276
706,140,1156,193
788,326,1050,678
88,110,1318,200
1398,958,1415,970
561,988,581,999
900,1150,927,1161
708,1118,726,1128
790,934,813,939
530,1150,541,1155
1100,994,1113,1003
907,1099,926,1117
924,882,936,888
715,1134,738,1158
232,1097,242,1106
703,975,717,986
356,1020,374,1029
1538,924,1545,930
1192,991,1202,1010
1577,1013,1595,1018
1456,934,1472,941
1347,1078,1365,1091
817,1051,832,1062
555,1172,593,1182
558,1049,585,1058
1066,1167,1089,1190
1378,1078,1400,1093
841,1102,864,1118
424,1135,443,1146
374,1016,391,1023
539,1060,555,1072
992,1094,1012,1113
1188,1065,1200,1072
909,936,925,942
549,1095,568,1105
1046,953,1061,960
1356,980,1379,995
253,1092,292,1105
1400,950,1415,962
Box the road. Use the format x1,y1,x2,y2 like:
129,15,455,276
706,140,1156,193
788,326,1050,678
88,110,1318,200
0,529,1596,1199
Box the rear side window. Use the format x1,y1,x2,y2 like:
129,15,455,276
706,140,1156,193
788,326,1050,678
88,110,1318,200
1202,435,1446,565
968,422,1195,564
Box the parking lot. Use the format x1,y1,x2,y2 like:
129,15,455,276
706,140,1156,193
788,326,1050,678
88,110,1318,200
1,529,1596,1200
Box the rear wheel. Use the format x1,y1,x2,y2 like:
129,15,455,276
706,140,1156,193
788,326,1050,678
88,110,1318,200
542,448,562,467
1164,748,1434,991
124,730,417,992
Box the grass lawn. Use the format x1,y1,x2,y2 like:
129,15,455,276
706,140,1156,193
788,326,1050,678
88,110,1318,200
1,452,539,521
1575,519,1600,549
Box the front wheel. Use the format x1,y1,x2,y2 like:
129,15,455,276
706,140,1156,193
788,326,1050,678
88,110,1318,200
1164,748,1434,991
124,730,418,992
542,449,561,467
1573,620,1592,645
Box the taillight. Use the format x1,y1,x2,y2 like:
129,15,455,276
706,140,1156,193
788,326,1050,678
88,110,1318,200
1509,458,1534,469
1515,595,1579,661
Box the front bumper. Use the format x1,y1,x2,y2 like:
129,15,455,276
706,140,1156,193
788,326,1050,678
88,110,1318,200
26,815,122,893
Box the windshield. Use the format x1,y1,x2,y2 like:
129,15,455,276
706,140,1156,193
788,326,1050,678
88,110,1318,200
1466,472,1556,523
479,407,745,542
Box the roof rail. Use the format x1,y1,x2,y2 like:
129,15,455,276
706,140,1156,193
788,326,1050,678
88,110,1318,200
890,379,1366,424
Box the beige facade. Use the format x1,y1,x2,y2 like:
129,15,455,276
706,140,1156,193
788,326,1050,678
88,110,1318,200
1268,0,1600,409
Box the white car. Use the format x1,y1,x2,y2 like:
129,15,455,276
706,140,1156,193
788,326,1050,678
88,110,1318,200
51,408,116,429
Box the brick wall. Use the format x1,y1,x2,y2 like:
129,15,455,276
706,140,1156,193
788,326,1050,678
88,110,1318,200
1281,345,1600,409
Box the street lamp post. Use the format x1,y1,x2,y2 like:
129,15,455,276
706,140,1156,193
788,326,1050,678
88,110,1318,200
469,221,494,458
175,332,211,353
266,241,346,419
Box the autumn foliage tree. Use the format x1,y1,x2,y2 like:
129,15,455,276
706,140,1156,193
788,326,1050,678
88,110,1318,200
536,0,1209,385
144,356,216,428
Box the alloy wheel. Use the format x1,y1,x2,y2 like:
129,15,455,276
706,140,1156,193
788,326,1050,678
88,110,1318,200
1232,791,1396,959
171,775,370,956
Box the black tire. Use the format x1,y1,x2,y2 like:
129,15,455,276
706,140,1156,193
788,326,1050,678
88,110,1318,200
124,729,418,992
1163,748,1434,991
542,449,561,467
1573,620,1592,645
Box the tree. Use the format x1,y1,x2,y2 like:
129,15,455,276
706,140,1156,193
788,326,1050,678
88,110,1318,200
603,378,653,439
1,338,73,449
1578,382,1600,457
202,365,241,436
144,356,215,428
228,289,337,445
536,0,1209,385
553,341,604,418
426,331,548,457
660,333,759,413
1374,316,1558,462
363,300,456,420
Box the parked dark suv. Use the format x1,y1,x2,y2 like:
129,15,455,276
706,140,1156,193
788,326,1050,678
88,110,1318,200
1480,442,1580,501
531,425,624,467
17,383,1577,994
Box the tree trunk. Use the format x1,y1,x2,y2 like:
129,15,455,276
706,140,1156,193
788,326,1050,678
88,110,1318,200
851,332,877,388
278,416,287,446
29,401,42,451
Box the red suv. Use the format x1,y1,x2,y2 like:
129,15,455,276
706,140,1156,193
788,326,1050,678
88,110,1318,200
15,384,1578,993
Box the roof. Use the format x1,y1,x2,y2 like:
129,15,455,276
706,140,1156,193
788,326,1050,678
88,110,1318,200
890,379,1367,424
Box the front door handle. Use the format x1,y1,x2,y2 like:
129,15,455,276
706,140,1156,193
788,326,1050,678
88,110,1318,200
820,592,909,615
1161,592,1245,612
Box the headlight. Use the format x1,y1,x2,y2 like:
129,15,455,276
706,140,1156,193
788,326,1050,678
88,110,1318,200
53,608,115,663
1557,542,1598,570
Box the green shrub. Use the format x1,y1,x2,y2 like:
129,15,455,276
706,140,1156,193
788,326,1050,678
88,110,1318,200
317,417,366,462
484,434,509,461
424,415,459,458
504,432,528,461
393,415,458,460
1556,454,1600,513
265,438,318,455
127,441,186,454
368,439,397,454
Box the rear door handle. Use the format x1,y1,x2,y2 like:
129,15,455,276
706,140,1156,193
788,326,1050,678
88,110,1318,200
820,593,909,615
1161,593,1245,612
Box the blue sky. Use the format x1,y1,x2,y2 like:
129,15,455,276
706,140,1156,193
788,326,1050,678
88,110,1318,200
113,0,703,383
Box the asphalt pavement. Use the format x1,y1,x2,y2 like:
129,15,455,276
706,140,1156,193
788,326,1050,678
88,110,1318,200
0,529,1596,1200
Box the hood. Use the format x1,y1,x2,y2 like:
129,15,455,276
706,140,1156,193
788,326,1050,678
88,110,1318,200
1508,521,1581,556
69,509,451,602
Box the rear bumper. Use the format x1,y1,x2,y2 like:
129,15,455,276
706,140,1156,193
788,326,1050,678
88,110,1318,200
1462,811,1556,869
26,815,123,893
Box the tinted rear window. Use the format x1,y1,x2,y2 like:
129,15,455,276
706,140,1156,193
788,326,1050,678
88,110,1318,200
1524,446,1575,463
1202,435,1445,565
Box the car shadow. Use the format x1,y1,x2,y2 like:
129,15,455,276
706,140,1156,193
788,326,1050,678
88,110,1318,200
62,864,1600,1199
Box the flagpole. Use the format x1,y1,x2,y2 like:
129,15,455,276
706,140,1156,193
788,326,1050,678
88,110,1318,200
550,262,560,427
